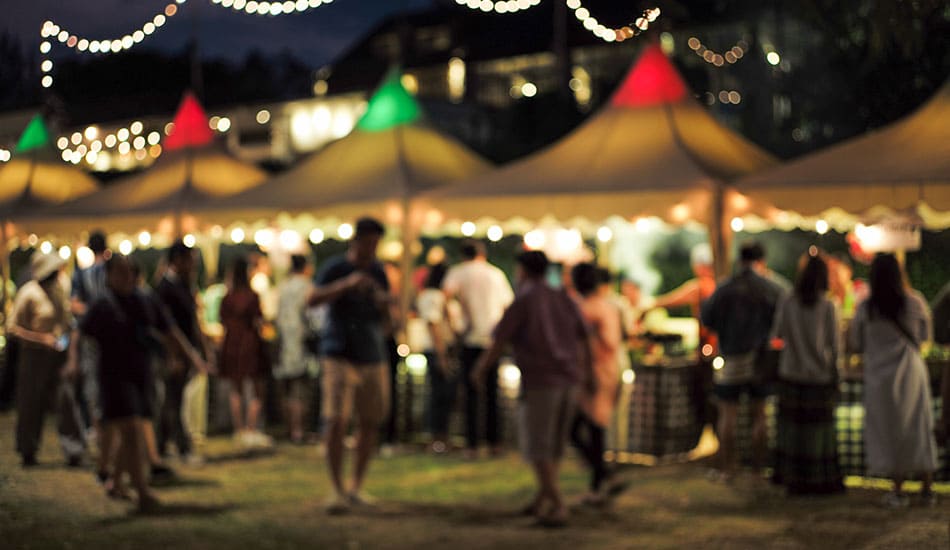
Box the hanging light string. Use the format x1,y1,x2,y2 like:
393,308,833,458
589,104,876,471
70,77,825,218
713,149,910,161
39,1,188,88
209,0,337,16
686,36,748,67
567,2,660,43
454,0,542,14
38,0,341,89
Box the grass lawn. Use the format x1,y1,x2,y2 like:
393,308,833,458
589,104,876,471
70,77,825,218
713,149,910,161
1,411,947,549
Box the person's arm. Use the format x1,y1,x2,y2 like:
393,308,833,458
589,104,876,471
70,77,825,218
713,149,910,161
471,336,506,392
826,301,840,382
8,295,58,349
700,288,720,332
471,296,523,390
653,279,699,310
167,324,211,374
307,271,374,306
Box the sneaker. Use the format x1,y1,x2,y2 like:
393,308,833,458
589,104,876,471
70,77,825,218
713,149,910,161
95,470,109,485
325,493,351,515
249,431,274,449
138,494,163,514
181,453,205,467
881,492,909,509
21,455,38,468
66,455,83,468
348,491,379,509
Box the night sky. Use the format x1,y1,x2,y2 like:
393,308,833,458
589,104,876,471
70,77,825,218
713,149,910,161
3,0,434,66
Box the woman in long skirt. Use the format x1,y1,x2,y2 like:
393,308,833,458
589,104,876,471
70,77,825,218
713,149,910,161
849,254,937,508
771,253,844,495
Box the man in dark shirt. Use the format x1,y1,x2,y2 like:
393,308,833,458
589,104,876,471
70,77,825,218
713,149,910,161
701,241,785,479
156,241,212,464
472,251,593,527
309,217,392,514
81,254,207,511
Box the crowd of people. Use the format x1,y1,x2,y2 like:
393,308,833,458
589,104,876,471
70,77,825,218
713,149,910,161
3,216,949,521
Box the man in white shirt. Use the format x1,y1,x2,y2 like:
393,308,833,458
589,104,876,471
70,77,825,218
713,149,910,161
442,240,514,458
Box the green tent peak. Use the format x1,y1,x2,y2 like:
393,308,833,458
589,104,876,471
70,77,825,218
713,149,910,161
15,115,51,153
356,70,422,132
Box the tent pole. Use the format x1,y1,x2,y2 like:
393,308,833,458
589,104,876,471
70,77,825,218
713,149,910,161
710,182,731,279
394,125,413,345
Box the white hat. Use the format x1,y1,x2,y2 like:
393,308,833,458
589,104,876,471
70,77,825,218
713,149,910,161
31,250,65,282
690,243,713,267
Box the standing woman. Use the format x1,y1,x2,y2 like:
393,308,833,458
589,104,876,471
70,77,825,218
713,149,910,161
849,253,937,508
771,254,844,495
570,263,623,504
415,263,457,454
219,257,272,448
8,251,84,467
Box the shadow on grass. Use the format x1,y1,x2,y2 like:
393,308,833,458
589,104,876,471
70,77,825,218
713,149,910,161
202,448,278,464
150,476,222,489
97,502,236,524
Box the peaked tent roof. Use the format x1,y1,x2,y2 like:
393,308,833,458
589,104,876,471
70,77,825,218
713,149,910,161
735,80,950,226
15,115,52,153
422,45,777,226
1,115,98,219
164,92,214,151
203,72,491,222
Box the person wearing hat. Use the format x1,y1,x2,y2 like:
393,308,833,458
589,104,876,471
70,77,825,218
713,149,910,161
7,250,85,467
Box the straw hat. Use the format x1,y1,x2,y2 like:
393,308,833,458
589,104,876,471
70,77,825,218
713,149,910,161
31,250,65,281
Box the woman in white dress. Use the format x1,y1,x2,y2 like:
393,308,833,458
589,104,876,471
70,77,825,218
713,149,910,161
849,254,938,508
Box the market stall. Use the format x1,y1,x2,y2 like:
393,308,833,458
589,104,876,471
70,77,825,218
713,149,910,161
731,80,950,231
417,44,777,277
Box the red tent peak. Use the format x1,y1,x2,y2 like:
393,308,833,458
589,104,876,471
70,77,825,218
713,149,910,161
165,91,214,151
610,45,688,108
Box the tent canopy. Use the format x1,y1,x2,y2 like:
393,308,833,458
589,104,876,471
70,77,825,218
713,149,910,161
204,71,491,223
735,81,950,225
420,45,777,226
26,146,266,233
2,115,98,219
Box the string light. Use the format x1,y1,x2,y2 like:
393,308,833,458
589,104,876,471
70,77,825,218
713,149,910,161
454,0,542,14
210,0,337,15
566,3,660,43
687,37,748,67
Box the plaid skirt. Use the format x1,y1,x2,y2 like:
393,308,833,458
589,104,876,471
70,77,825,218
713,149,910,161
772,380,844,495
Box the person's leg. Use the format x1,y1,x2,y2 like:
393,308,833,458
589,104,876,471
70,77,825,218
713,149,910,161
321,359,352,500
117,418,159,510
352,363,389,496
485,357,501,454
716,399,739,477
15,349,54,463
287,379,305,443
460,346,480,453
750,397,769,471
168,370,193,456
589,422,607,492
537,459,567,523
247,378,265,433
56,374,86,463
569,413,598,491
229,378,245,435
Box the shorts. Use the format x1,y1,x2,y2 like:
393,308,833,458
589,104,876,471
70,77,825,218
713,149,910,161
714,382,772,403
321,357,389,427
713,352,771,402
518,385,577,462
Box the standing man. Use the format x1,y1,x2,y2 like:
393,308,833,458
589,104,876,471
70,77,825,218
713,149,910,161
443,240,513,458
156,241,212,465
472,251,592,527
701,241,786,480
70,230,109,473
309,217,391,514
